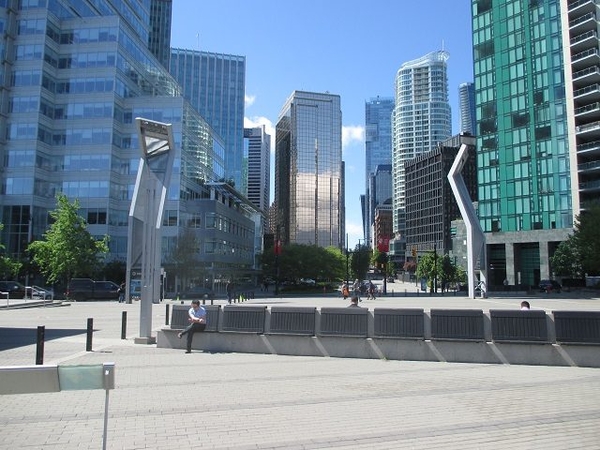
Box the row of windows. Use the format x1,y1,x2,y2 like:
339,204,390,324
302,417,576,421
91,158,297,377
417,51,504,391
4,150,142,176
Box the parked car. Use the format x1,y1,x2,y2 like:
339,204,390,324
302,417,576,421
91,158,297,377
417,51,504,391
25,285,54,300
300,278,316,285
539,279,561,293
180,286,213,300
66,278,120,301
0,281,26,299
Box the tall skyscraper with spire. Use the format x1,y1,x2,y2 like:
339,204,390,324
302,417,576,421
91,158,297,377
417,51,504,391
275,91,344,248
391,50,452,256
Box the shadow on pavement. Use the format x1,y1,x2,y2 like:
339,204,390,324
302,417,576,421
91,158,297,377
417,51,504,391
0,327,88,351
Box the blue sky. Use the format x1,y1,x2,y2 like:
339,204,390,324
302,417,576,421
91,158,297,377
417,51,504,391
171,0,474,248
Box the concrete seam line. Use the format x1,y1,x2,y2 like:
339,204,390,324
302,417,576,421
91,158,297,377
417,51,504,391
553,343,577,367
259,335,277,355
425,340,447,363
367,338,386,360
312,336,330,357
486,341,510,365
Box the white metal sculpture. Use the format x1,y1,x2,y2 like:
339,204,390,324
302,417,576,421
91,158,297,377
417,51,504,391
127,118,176,343
447,142,486,299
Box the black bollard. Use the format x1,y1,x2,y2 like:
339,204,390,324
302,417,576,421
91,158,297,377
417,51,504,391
165,304,170,326
121,311,127,340
35,326,45,365
86,318,93,351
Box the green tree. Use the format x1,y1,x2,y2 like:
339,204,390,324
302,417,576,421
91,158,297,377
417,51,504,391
415,250,440,292
0,224,22,279
572,205,600,275
350,244,370,281
260,243,346,283
168,228,201,290
550,235,582,278
27,193,109,284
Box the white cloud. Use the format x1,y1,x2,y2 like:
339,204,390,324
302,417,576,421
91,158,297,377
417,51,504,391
244,116,275,151
245,94,256,108
342,125,364,152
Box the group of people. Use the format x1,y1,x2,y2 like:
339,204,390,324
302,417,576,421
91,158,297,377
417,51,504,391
341,279,377,302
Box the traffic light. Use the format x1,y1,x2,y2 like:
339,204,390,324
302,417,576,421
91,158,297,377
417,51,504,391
411,247,417,257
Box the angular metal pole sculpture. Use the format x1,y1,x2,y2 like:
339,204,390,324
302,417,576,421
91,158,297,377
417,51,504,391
447,140,487,299
127,119,175,344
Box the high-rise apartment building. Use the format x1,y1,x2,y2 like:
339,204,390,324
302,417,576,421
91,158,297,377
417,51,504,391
472,0,572,287
459,82,476,134
274,91,343,248
363,97,394,247
0,1,258,292
169,49,246,193
563,0,600,215
390,50,452,264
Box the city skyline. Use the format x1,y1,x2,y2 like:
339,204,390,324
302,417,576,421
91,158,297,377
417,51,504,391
170,0,474,248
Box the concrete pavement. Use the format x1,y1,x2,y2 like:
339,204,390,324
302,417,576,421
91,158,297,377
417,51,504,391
1,293,600,449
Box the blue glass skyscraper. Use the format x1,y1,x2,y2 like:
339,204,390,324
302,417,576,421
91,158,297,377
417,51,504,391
363,97,394,247
0,0,259,292
169,49,246,193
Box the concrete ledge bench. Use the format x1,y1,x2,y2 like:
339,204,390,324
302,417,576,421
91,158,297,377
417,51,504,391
430,309,484,341
490,309,548,342
158,305,600,367
269,306,316,335
222,305,267,333
374,308,424,339
319,307,368,337
554,310,600,344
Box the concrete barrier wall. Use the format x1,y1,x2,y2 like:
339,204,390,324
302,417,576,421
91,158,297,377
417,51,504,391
157,306,600,368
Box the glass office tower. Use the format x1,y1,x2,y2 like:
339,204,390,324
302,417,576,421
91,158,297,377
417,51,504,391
0,1,262,291
472,0,572,286
363,97,394,247
275,91,343,248
169,49,246,194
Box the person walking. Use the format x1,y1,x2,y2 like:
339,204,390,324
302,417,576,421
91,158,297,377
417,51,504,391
226,281,234,304
177,300,207,353
118,282,125,303
352,279,362,302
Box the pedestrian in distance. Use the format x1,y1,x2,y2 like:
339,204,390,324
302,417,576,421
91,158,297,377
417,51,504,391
341,282,350,299
178,300,207,353
352,279,362,302
226,280,234,304
368,281,376,300
520,300,531,310
118,282,125,303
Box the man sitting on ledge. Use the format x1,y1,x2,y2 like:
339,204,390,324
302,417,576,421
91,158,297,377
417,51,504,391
178,300,206,353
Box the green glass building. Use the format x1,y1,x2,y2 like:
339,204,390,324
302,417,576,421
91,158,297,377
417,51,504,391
472,0,572,287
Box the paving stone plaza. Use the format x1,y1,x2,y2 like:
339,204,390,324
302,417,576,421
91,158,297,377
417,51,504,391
1,287,600,449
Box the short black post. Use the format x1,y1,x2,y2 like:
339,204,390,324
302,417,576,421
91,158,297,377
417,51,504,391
165,304,170,326
35,325,45,365
121,311,127,340
86,318,93,351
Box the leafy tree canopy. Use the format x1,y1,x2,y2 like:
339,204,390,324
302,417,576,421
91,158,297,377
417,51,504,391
27,193,108,284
